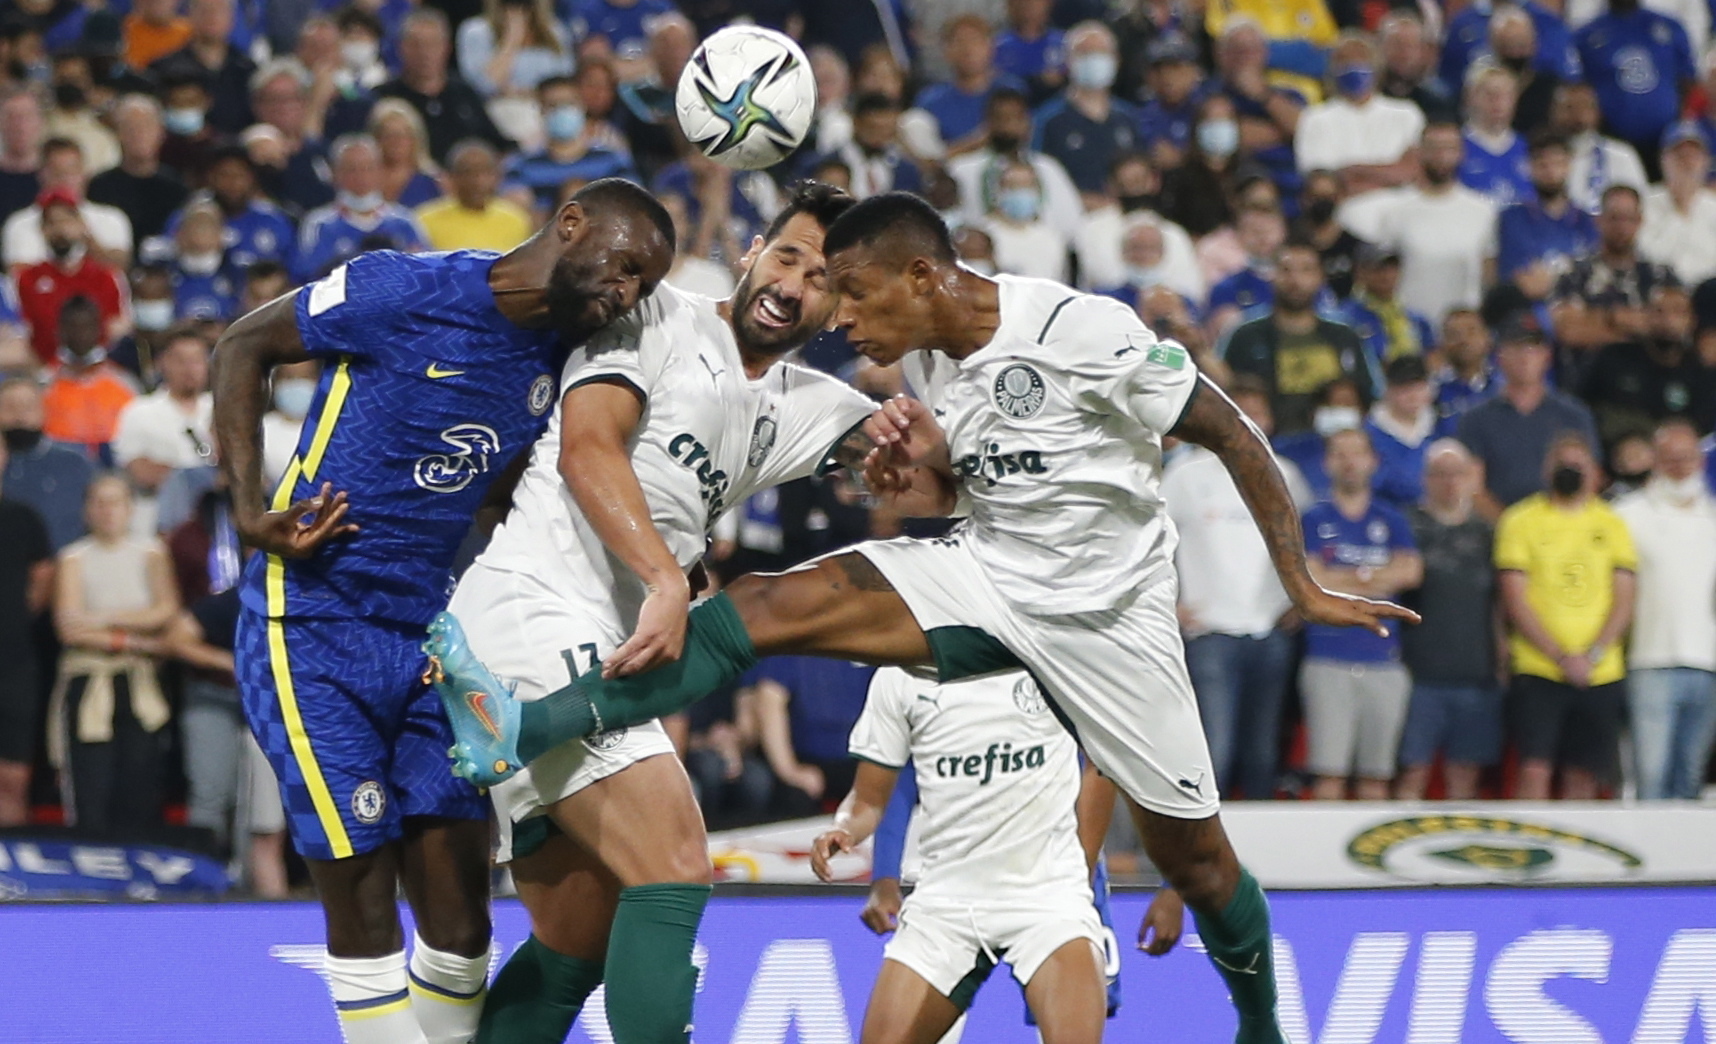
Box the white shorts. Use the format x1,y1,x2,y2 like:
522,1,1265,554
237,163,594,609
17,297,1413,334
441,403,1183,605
447,562,677,864
850,533,1219,818
884,895,1104,1010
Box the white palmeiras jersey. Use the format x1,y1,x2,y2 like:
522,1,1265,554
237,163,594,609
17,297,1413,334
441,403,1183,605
850,667,1089,905
902,275,1199,616
477,283,875,628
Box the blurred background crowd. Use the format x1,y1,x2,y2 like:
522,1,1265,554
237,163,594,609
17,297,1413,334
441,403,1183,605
0,0,1712,895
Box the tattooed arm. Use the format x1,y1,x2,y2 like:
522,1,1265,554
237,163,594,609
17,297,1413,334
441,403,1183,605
1170,375,1420,637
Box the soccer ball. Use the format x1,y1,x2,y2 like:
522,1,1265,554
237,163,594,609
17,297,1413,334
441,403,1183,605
676,26,816,171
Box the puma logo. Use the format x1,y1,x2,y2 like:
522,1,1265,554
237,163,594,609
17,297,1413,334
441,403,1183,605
699,355,724,384
1176,772,1205,797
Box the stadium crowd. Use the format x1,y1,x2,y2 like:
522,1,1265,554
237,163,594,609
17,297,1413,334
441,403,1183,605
0,0,1712,893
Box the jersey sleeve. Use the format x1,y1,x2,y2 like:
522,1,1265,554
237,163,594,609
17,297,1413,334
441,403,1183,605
558,294,667,399
1050,295,1200,436
761,368,876,487
848,668,914,769
869,764,918,881
293,253,404,361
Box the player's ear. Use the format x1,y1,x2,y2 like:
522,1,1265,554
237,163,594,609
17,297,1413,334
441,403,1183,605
555,200,586,241
906,256,934,296
738,235,765,268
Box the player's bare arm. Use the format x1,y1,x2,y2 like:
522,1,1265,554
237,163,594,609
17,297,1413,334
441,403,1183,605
811,760,900,887
856,396,959,517
557,378,692,678
1170,374,1420,638
211,293,357,558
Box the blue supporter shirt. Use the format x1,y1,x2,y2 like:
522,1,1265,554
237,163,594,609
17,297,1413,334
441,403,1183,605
1208,267,1273,317
1337,297,1435,367
1032,94,1141,193
238,250,567,625
1275,431,1330,500
1440,0,1582,92
994,29,1065,84
740,656,876,763
567,0,675,54
1575,8,1695,147
166,197,298,272
1434,362,1500,428
1302,499,1416,662
293,203,429,283
1496,199,1598,280
172,264,240,321
1135,91,1205,159
504,147,639,211
916,74,1028,145
1459,131,1533,208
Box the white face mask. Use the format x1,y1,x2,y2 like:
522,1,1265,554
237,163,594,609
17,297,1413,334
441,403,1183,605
1313,405,1363,438
1653,473,1709,503
272,377,316,419
133,298,175,331
342,38,379,69
180,250,223,276
338,189,384,213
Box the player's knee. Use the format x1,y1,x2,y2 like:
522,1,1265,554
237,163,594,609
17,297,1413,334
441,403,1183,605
658,840,714,887
415,916,492,959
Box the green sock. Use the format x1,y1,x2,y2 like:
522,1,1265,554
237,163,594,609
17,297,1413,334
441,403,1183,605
475,935,603,1044
1191,868,1284,1044
518,593,756,763
602,883,711,1044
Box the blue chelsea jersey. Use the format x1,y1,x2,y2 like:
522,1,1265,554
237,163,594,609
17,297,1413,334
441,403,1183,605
239,249,567,625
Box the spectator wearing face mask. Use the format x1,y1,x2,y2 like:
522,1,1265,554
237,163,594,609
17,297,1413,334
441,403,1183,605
165,146,298,276
17,191,128,368
1497,434,1637,800
262,359,317,490
828,93,924,201
3,137,133,272
1159,96,1262,242
163,201,240,323
1088,211,1204,314
0,375,93,551
1134,32,1207,174
1293,170,1362,299
1612,419,1716,800
947,87,1081,240
979,159,1068,281
42,296,138,464
292,134,429,283
1032,22,1138,199
501,74,637,218
1296,32,1425,200
149,0,257,136
1460,63,1533,209
110,264,176,389
333,7,389,95
155,72,220,187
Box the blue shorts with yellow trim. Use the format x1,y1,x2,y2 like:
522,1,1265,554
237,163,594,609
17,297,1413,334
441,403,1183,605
236,607,487,860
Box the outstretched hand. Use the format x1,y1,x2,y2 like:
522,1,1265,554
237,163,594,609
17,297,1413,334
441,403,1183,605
1294,585,1421,637
809,828,856,883
237,481,358,559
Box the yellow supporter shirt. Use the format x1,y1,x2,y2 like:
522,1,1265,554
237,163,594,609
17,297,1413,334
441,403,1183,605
1494,494,1637,685
416,198,534,253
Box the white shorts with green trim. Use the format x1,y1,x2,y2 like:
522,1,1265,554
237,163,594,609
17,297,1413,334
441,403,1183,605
846,533,1220,819
884,895,1104,1011
448,562,678,864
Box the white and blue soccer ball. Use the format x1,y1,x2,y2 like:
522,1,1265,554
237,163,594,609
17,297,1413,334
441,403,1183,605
675,25,816,171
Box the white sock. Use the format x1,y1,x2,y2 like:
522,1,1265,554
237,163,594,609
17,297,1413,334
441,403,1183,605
325,950,428,1044
408,933,491,1044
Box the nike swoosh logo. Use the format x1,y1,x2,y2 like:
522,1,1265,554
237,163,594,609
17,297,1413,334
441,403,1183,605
466,691,501,739
427,363,466,379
